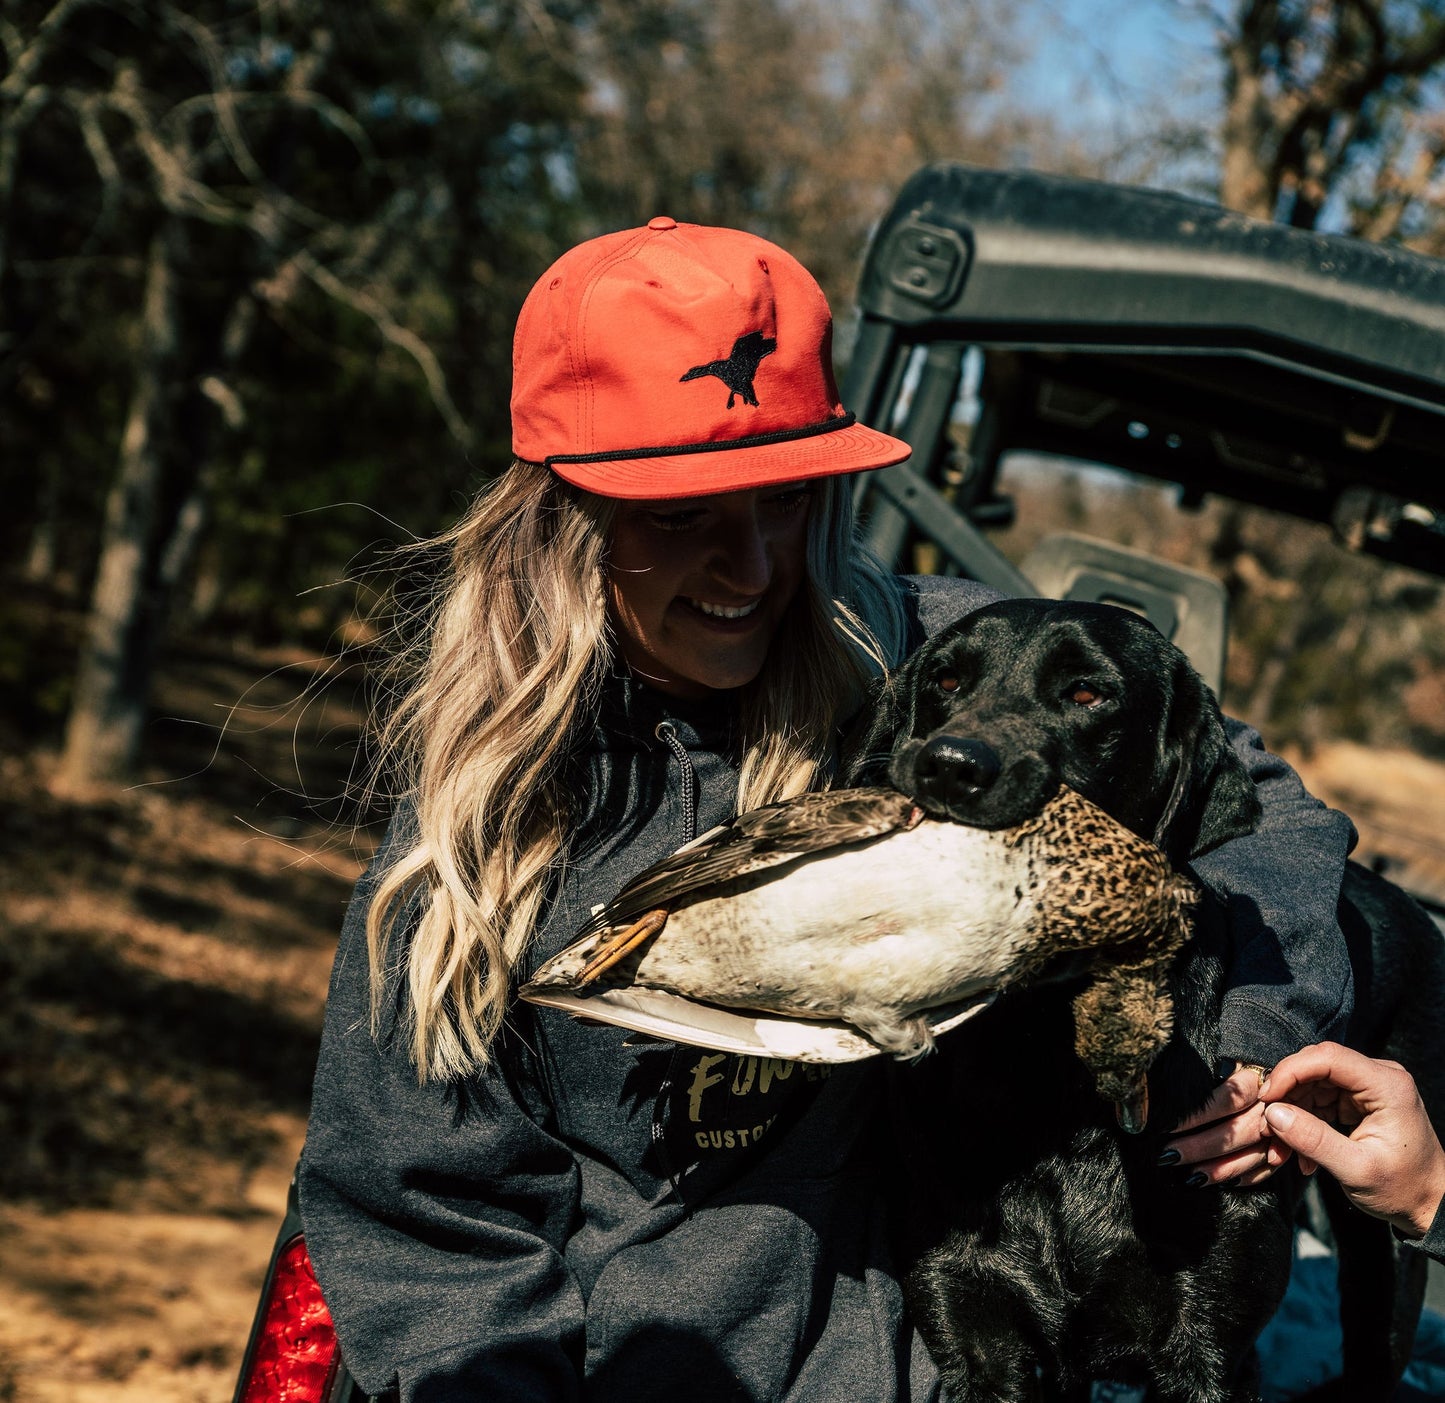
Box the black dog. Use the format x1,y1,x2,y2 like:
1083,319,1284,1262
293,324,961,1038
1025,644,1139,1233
845,597,1445,1403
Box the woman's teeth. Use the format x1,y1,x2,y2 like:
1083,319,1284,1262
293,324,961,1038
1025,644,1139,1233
690,598,762,620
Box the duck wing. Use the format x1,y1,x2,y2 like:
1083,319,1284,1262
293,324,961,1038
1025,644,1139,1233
519,984,996,1064
578,786,918,936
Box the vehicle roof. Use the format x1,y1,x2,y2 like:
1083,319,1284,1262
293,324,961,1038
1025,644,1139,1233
859,163,1445,411
850,164,1445,534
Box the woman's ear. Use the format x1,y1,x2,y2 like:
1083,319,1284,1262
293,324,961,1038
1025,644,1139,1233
1152,657,1261,864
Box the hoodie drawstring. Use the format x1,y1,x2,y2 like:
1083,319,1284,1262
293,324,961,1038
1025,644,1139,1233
654,720,698,847
651,718,700,1207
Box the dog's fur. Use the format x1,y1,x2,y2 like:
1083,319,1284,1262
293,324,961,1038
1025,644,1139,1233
844,597,1445,1403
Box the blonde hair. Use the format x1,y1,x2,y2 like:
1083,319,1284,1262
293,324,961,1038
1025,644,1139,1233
369,460,906,1081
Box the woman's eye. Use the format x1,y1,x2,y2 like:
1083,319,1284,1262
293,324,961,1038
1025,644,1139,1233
1066,683,1103,707
765,487,813,513
645,509,706,532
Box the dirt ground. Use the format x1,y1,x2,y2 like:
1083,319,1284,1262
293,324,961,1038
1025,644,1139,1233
0,623,378,1403
1283,741,1445,911
2,618,1444,1403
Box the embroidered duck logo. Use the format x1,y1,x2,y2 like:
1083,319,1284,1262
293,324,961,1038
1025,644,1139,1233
680,331,777,408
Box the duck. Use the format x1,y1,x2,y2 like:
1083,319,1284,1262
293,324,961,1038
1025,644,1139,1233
520,784,1198,1129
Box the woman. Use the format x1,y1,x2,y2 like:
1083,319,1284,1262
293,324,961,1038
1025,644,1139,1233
298,219,1357,1402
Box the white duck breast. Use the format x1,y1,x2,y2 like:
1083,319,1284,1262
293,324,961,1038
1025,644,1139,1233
601,823,1037,1039
521,785,1196,1060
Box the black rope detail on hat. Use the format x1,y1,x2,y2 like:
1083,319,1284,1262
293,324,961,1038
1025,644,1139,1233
544,413,858,467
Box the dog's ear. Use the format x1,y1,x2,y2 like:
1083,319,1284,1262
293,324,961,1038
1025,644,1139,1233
1152,656,1261,864
839,671,906,785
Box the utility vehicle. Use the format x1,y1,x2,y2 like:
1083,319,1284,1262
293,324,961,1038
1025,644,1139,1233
232,164,1445,1403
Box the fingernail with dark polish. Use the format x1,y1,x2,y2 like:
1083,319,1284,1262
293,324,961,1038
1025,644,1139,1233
1156,1148,1181,1167
1185,1170,1209,1188
1213,1057,1237,1081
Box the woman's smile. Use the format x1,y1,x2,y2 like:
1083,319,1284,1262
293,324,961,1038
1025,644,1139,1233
685,596,765,622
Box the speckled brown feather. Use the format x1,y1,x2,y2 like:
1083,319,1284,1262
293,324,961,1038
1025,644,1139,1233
999,787,1199,1118
1002,786,1199,972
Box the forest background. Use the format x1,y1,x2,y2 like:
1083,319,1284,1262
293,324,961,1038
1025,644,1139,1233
2,1,1445,1400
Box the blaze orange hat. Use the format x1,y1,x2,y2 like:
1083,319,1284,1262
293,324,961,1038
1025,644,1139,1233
510,218,911,499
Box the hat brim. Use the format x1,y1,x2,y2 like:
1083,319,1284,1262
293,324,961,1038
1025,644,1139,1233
546,419,911,500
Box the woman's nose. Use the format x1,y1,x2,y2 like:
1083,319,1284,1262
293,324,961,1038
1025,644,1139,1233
709,509,772,591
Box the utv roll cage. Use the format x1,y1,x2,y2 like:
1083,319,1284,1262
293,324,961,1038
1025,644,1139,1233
846,162,1445,593
232,166,1445,1403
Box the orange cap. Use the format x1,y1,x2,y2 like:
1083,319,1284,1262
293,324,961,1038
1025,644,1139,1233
510,220,911,499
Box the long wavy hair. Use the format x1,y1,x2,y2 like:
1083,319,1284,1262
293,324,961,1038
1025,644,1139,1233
369,459,907,1081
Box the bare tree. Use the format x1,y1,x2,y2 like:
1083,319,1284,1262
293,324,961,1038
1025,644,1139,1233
59,226,182,782
1215,0,1445,240
578,0,1045,306
0,0,498,789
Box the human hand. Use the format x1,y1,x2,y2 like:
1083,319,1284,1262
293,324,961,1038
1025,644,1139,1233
1259,1041,1445,1239
1159,1062,1292,1188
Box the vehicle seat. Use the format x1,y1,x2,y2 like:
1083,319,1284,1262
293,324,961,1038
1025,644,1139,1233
1019,532,1229,700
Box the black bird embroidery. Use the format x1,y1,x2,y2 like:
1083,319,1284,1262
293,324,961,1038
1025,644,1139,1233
680,330,777,408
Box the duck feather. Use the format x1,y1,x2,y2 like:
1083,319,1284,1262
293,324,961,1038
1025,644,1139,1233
576,787,918,936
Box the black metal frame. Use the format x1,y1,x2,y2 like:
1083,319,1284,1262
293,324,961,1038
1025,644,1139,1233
844,164,1445,581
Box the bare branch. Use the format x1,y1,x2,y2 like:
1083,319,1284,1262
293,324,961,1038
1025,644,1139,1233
1354,120,1445,241
164,86,373,169
297,251,472,449
1219,0,1445,227
1303,1,1445,115
162,5,272,189
156,8,376,241
198,372,246,430
1367,0,1445,78
0,81,49,161
0,18,24,70
107,60,246,226
66,89,125,241
1,0,100,101
517,0,564,47
1345,0,1389,59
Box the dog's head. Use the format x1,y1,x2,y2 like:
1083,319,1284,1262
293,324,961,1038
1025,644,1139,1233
845,598,1260,866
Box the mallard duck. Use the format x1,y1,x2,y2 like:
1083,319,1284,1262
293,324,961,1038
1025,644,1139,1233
521,785,1197,1124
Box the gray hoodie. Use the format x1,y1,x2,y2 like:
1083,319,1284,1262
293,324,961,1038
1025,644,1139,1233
298,575,1355,1401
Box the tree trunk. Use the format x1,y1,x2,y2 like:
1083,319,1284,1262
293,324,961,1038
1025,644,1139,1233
56,227,180,789
24,460,61,583
1218,1,1279,219
1243,598,1311,731
186,540,226,626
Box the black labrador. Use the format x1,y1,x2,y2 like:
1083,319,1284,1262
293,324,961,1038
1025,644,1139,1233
844,597,1445,1403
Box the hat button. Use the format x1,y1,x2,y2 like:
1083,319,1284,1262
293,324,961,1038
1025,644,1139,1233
647,216,677,231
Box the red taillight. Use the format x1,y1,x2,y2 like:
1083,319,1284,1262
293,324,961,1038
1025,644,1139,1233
238,1235,340,1403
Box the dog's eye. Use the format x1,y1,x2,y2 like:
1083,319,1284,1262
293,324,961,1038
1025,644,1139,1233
937,675,960,694
1066,683,1104,707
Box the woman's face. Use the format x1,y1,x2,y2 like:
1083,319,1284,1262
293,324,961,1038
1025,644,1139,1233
606,482,814,697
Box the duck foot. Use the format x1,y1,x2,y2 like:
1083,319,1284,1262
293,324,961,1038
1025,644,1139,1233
578,908,670,986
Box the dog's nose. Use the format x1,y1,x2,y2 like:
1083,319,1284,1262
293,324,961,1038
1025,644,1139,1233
911,736,1002,813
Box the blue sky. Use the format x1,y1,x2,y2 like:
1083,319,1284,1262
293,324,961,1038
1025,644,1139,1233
1012,0,1222,191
